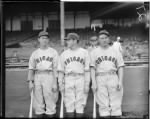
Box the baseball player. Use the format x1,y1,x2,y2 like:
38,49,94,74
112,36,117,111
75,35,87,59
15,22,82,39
27,31,58,118
86,36,98,52
90,30,125,118
113,36,124,56
58,33,90,118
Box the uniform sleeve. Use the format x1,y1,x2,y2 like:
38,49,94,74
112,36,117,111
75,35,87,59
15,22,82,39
84,50,90,72
28,52,36,70
52,50,59,69
57,53,65,73
116,50,125,68
90,50,96,68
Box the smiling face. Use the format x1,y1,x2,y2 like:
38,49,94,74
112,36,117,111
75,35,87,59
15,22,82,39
98,34,110,48
38,35,49,48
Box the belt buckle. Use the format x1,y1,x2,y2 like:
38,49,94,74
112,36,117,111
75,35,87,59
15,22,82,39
72,73,76,76
101,72,106,76
70,72,75,76
109,71,115,75
67,72,75,76
108,72,111,75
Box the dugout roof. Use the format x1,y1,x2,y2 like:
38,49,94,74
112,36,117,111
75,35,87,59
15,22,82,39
65,2,146,19
3,1,147,19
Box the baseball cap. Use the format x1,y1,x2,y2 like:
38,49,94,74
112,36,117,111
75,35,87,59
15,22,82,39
90,36,97,41
99,30,110,36
38,31,49,38
64,33,80,41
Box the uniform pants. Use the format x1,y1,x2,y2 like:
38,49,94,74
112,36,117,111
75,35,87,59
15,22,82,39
83,80,91,106
33,72,58,115
96,74,123,117
64,75,86,113
83,93,88,106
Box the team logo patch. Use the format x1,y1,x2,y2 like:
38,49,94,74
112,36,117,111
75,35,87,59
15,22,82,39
96,56,117,65
64,56,84,65
36,56,53,64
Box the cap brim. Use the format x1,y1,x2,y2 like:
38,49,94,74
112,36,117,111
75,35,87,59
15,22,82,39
64,37,68,40
90,39,97,41
99,33,110,36
64,36,70,40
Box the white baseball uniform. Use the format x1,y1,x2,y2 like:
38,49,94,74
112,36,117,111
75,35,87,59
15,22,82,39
113,41,123,55
28,47,58,115
90,46,124,116
58,47,90,113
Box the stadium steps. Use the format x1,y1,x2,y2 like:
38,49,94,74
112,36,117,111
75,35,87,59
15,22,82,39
5,31,39,47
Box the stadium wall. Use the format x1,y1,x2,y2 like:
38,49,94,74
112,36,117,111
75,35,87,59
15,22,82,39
5,11,91,31
5,10,143,32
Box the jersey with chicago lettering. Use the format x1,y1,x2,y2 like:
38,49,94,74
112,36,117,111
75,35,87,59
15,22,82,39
90,46,124,73
29,47,58,70
58,48,90,74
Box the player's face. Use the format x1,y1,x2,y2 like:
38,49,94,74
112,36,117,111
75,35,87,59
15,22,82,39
66,38,74,48
98,34,110,47
38,36,49,47
90,40,97,46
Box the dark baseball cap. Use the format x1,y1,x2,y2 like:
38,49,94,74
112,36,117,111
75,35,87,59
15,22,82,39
64,33,80,41
38,31,49,38
99,30,110,36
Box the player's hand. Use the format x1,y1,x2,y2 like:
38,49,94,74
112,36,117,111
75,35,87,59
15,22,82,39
91,82,97,94
29,81,34,93
52,85,58,93
117,81,123,91
84,85,89,94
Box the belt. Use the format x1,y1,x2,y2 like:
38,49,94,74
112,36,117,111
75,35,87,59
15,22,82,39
65,72,84,76
96,71,116,76
34,69,53,73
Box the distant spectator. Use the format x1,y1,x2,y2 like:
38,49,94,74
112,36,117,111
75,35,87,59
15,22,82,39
124,47,132,60
113,36,124,55
11,50,20,62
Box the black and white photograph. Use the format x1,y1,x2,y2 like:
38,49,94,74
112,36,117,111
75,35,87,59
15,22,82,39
2,0,149,118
